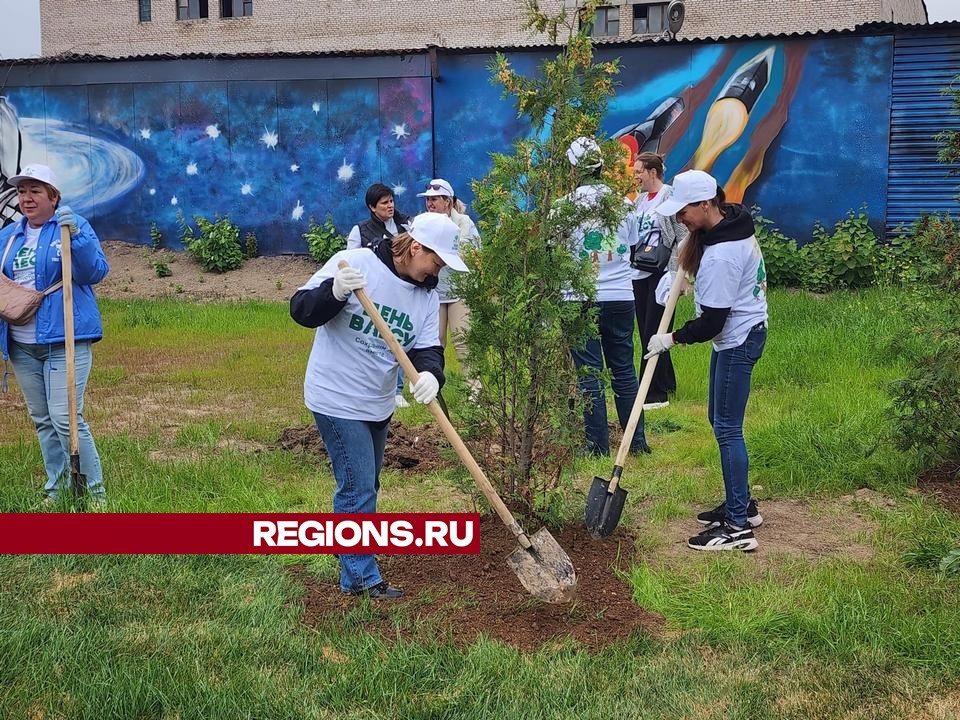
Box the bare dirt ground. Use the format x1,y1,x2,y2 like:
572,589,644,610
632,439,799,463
97,241,320,303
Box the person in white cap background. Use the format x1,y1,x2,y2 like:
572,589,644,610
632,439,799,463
416,178,480,396
0,163,110,506
644,169,768,552
563,137,650,457
289,211,467,599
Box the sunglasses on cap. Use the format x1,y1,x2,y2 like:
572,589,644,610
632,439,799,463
426,183,451,193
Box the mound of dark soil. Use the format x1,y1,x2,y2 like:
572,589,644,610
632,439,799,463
276,422,454,473
293,517,662,652
918,461,960,515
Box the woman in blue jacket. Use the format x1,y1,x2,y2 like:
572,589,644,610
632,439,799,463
0,164,110,505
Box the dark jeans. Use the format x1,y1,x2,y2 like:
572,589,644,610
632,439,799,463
312,411,390,593
571,300,644,456
633,273,676,403
708,323,767,528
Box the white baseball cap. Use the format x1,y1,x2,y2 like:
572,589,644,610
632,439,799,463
655,170,718,216
416,178,454,198
407,212,469,272
566,136,602,169
8,163,61,193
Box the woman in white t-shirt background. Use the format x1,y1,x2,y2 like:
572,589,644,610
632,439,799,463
645,170,768,553
290,212,467,600
630,152,687,410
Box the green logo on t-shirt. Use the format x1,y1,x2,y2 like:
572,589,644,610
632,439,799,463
754,258,767,299
13,246,36,273
348,302,417,346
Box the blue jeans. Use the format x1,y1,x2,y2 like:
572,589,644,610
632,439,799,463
9,340,105,499
312,411,390,593
571,301,643,456
708,324,767,528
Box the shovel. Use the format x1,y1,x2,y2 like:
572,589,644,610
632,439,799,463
339,261,577,604
584,269,686,538
60,225,87,509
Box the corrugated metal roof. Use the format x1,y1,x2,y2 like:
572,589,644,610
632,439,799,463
2,20,958,65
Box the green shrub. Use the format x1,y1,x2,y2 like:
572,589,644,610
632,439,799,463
244,231,258,259
303,215,346,265
754,212,802,287
799,211,879,292
150,222,163,251
151,258,172,278
179,214,244,273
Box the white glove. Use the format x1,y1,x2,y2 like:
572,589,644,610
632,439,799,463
409,371,439,404
644,333,675,360
332,266,366,301
56,205,79,237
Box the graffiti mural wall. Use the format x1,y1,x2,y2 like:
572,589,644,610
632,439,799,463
0,34,892,252
435,35,893,242
0,77,434,253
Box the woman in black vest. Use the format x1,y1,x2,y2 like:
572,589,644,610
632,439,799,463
346,183,412,250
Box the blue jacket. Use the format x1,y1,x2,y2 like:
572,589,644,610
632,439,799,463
0,214,110,360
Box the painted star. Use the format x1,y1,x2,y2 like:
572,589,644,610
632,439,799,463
186,162,199,176
205,124,221,140
291,200,305,221
391,123,409,140
391,183,406,196
290,163,300,173
148,188,156,196
337,159,355,182
240,183,253,196
140,128,152,140
311,101,321,114
261,128,279,149
170,196,178,206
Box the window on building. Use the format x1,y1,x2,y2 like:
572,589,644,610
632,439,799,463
583,6,619,38
176,0,209,20
139,0,151,22
221,0,253,17
633,2,669,34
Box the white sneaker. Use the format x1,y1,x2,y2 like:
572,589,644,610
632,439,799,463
643,400,669,410
395,394,410,408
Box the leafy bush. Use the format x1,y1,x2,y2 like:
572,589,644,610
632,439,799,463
303,215,346,265
150,222,163,251
151,258,172,278
799,211,879,292
179,214,244,273
754,212,802,287
244,231,258,259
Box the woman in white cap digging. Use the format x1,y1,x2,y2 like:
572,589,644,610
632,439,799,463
0,163,110,507
416,179,480,394
289,212,467,599
644,169,767,552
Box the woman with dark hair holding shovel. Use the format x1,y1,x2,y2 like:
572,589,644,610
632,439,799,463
0,163,109,507
644,169,767,552
290,212,467,599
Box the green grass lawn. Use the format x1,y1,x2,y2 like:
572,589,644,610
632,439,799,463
1,288,958,719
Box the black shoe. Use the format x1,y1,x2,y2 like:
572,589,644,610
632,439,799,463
353,581,403,600
630,436,652,455
688,522,758,552
696,499,763,529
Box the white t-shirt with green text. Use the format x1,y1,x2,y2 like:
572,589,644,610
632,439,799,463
299,248,441,421
10,224,42,345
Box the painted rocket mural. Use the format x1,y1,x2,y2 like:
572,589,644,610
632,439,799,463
0,35,891,252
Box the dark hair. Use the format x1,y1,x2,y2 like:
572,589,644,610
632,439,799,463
677,186,727,275
636,152,665,179
365,183,394,210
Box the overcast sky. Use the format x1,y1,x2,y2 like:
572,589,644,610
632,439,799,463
0,0,40,58
926,0,960,22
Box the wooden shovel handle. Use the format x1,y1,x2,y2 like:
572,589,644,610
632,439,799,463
337,261,531,549
60,226,79,457
610,268,687,478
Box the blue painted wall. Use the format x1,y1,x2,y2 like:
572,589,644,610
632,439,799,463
0,34,896,252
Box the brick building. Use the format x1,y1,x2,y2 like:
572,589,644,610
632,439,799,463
39,0,928,58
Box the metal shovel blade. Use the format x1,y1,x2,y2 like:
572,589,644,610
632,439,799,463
585,476,628,539
507,527,578,604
